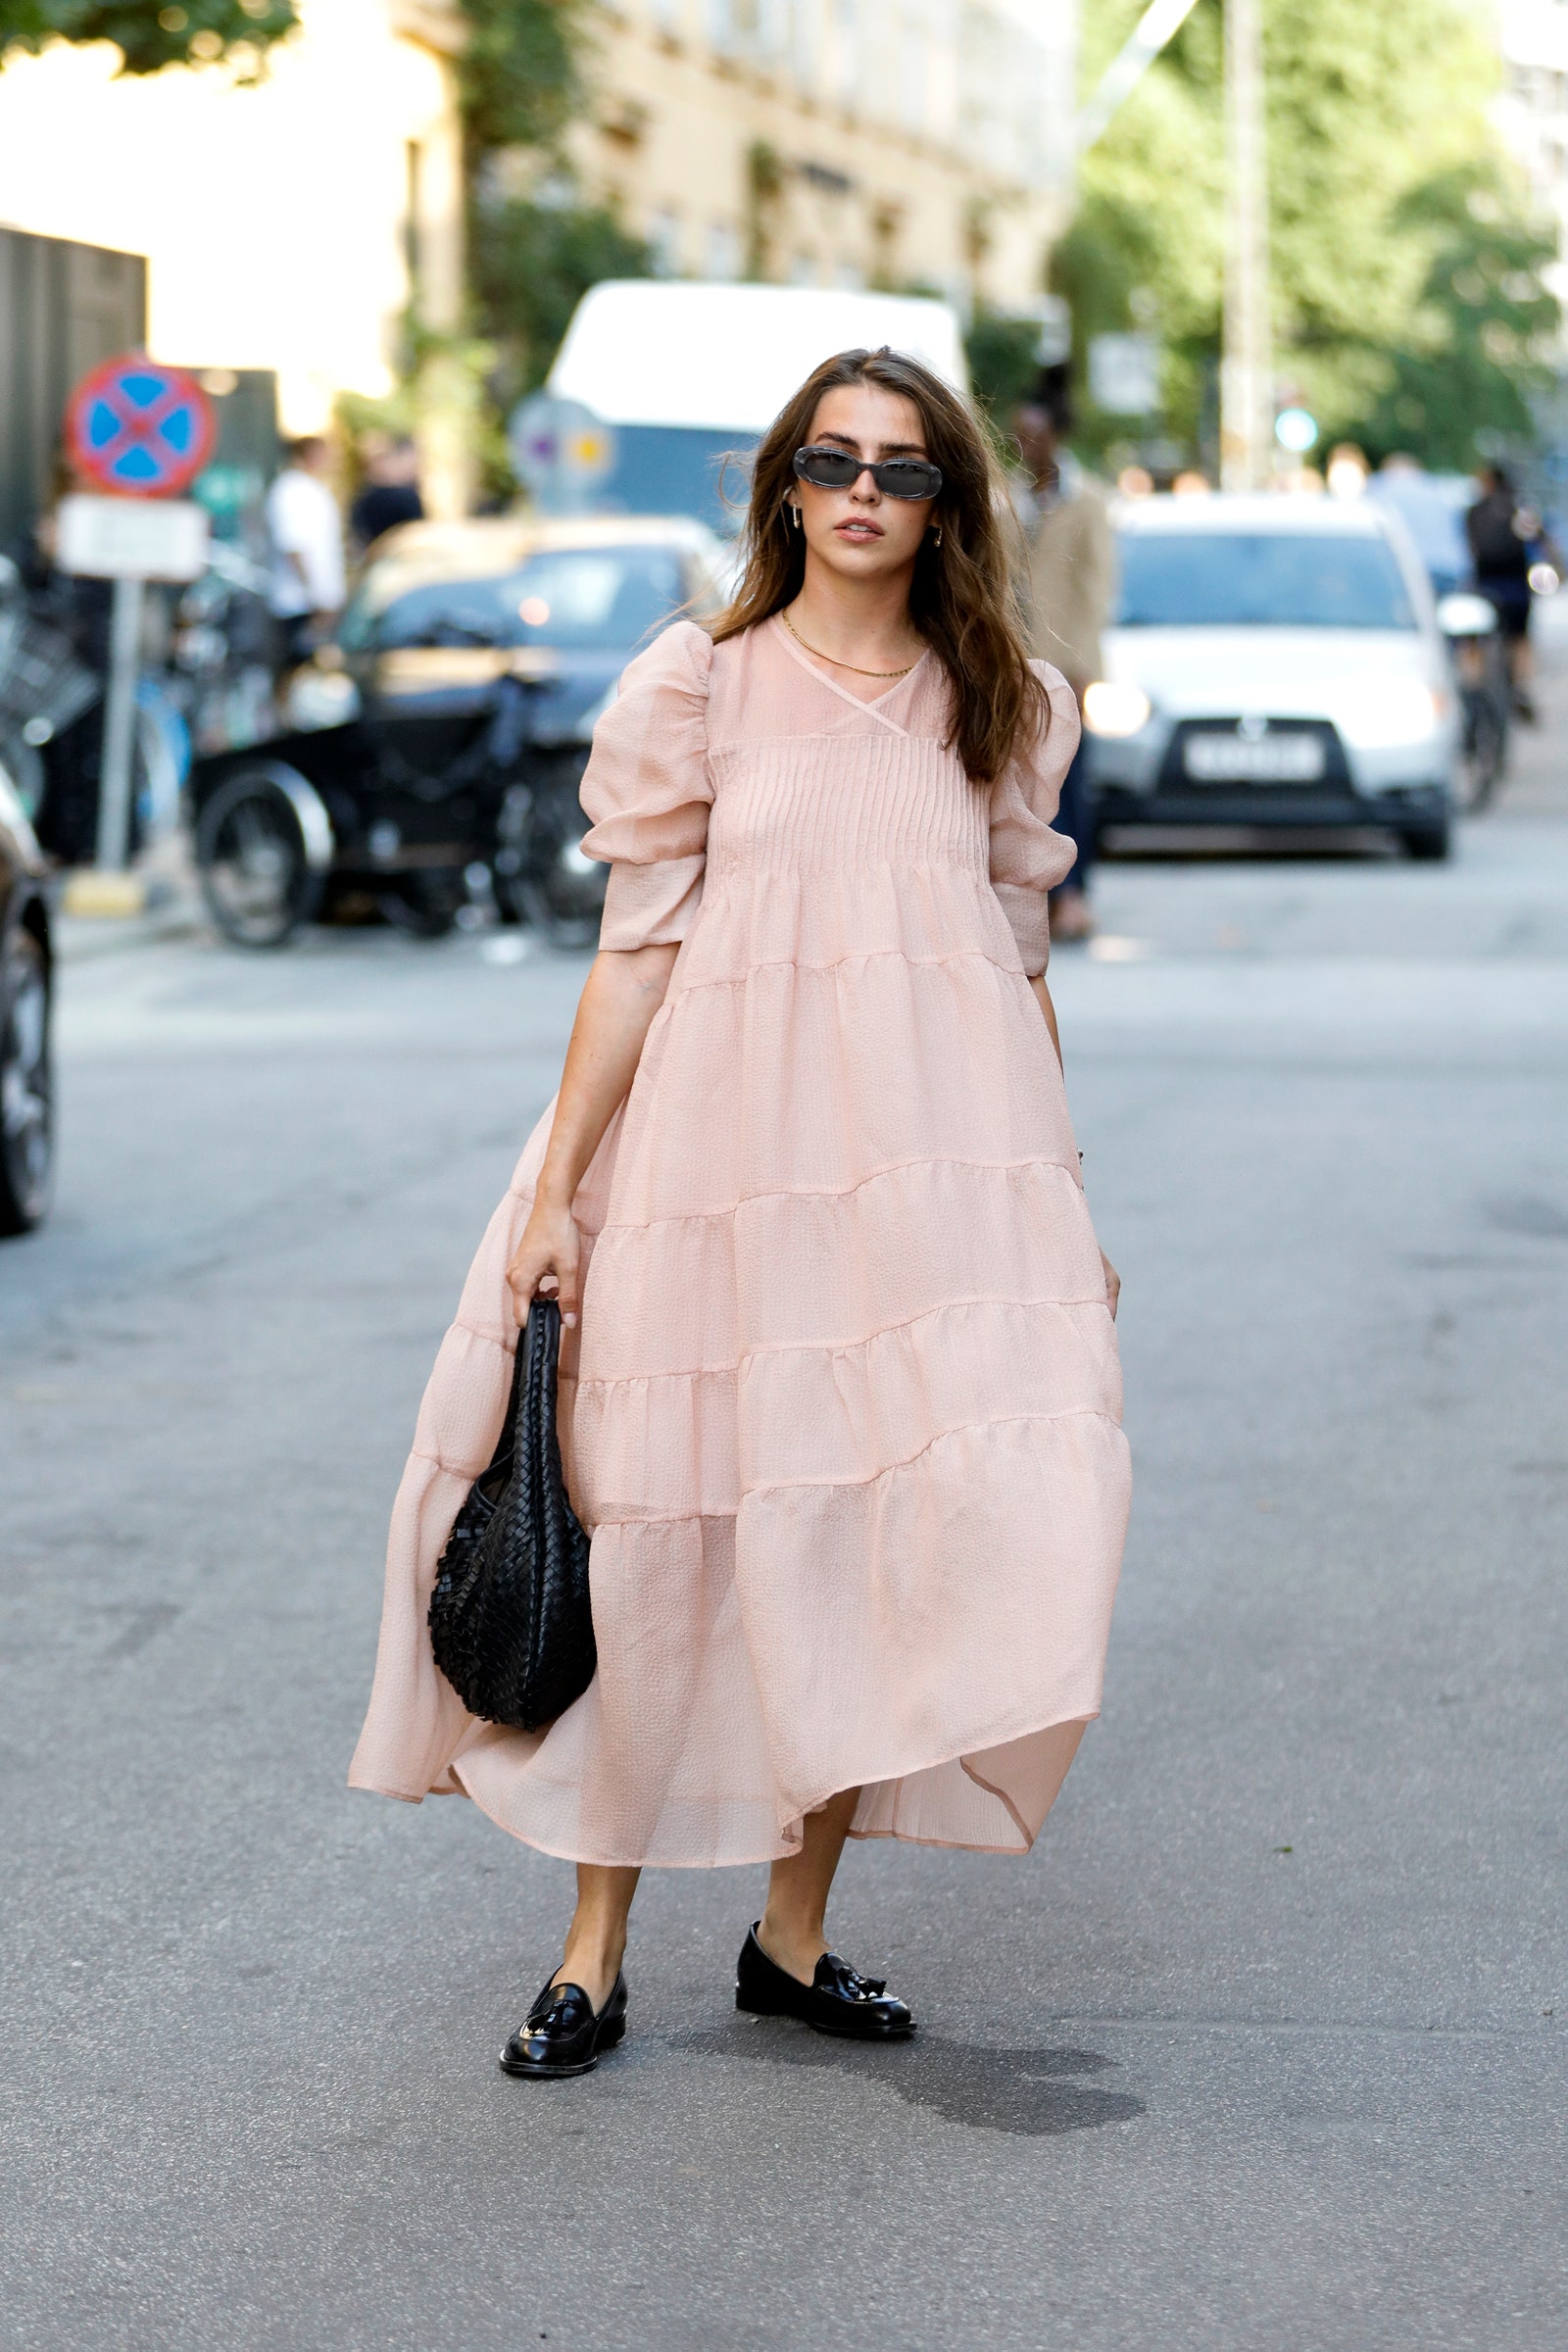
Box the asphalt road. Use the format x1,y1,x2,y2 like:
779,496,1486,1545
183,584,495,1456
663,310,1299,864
4,668,1567,2349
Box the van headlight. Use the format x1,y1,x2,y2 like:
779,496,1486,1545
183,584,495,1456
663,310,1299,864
1336,678,1446,750
1082,680,1152,738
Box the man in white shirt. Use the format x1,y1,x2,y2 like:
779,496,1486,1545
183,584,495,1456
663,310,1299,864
266,436,346,666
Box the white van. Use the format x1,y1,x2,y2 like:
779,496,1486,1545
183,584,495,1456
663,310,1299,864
544,279,968,533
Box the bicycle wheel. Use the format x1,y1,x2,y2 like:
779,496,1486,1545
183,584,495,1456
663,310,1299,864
197,769,328,948
511,820,607,952
1455,689,1506,812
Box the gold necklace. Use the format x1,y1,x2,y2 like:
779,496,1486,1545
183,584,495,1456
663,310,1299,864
780,607,918,678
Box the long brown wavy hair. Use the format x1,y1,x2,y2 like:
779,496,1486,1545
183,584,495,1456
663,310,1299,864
710,346,1044,784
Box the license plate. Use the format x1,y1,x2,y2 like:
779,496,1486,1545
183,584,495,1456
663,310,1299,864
1183,731,1326,783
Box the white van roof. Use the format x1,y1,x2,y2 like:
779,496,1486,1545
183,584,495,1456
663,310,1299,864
548,280,969,435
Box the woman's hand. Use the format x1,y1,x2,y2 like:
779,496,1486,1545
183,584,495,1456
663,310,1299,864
506,1193,582,1329
1101,1250,1121,1321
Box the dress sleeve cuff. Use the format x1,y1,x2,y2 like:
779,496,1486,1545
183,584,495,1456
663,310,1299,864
598,857,707,952
993,882,1051,977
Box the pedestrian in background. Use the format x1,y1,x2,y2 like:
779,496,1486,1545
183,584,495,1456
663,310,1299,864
1367,453,1469,600
1467,464,1541,721
266,435,345,669
350,433,423,556
1011,368,1115,944
352,345,1128,2080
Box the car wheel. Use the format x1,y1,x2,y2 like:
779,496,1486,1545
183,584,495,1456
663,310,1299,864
509,821,608,952
0,927,53,1236
197,770,327,948
1401,821,1451,861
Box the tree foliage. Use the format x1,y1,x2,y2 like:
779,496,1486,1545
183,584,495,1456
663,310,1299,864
0,0,296,76
1062,0,1557,467
965,312,1050,424
1360,166,1557,466
459,0,652,424
457,0,581,157
471,190,650,407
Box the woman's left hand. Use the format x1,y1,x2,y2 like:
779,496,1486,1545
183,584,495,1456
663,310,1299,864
1101,1250,1121,1320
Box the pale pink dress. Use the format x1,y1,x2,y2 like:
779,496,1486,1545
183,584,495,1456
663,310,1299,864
350,616,1130,1865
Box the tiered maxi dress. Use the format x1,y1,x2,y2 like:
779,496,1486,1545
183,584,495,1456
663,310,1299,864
350,615,1130,1866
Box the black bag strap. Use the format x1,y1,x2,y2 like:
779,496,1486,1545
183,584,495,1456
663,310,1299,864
481,1304,538,1480
519,1295,561,1520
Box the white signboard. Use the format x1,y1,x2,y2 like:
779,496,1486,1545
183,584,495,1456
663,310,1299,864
1089,333,1161,417
57,494,209,582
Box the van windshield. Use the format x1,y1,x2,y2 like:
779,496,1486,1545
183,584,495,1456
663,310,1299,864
590,426,754,536
1116,531,1419,630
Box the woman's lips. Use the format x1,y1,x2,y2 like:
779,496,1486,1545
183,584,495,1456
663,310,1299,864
836,519,883,539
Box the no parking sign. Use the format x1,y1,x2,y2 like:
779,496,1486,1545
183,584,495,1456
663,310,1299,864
60,352,217,871
65,353,216,498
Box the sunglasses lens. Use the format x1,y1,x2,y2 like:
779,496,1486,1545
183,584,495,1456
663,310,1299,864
878,462,942,499
795,449,859,488
792,448,943,498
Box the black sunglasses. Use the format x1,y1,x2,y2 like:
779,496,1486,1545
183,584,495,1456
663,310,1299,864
793,445,943,501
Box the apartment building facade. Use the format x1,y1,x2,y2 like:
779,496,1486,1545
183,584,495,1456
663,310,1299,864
566,0,1079,314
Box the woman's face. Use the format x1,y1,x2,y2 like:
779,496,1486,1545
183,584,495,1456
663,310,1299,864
791,382,938,584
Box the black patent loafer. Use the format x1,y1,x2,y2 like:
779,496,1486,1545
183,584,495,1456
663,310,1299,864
735,1925,915,2040
500,1971,627,2079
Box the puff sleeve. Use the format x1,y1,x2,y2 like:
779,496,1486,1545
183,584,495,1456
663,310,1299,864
579,620,713,951
987,662,1081,976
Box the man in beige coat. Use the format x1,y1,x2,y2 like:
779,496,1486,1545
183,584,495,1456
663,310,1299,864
1013,370,1116,941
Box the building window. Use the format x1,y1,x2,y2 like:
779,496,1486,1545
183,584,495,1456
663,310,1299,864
833,0,858,105
711,0,760,52
897,0,927,134
707,221,743,279
650,208,684,275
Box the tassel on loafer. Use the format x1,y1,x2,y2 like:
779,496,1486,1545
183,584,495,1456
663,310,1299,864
735,1925,915,2040
500,1971,627,2079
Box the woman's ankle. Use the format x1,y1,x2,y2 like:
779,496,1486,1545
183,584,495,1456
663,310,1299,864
757,1910,828,1984
555,1923,627,2010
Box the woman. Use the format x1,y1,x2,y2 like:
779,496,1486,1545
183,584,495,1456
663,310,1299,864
351,347,1131,2079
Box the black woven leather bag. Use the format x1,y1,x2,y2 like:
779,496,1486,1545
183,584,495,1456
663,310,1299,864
427,1298,596,1731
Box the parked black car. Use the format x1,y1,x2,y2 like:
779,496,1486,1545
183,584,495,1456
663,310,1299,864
0,760,53,1235
190,514,729,949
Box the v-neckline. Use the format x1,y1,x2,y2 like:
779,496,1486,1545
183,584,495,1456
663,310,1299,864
770,613,927,735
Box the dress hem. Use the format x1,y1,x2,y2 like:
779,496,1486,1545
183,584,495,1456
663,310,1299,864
348,1701,1102,1868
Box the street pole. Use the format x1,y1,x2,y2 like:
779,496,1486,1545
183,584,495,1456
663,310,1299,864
1221,0,1273,490
95,572,144,872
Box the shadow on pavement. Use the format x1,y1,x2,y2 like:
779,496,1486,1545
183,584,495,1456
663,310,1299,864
663,2022,1146,2136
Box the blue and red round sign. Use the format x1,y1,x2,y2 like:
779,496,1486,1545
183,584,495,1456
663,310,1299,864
66,353,216,498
